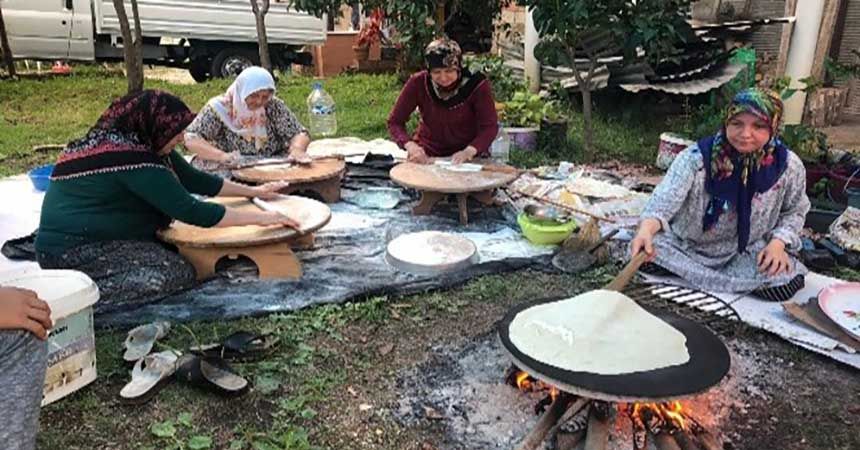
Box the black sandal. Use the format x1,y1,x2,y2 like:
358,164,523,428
190,331,279,363
174,353,249,396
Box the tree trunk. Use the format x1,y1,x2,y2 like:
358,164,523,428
250,0,272,71
112,0,144,93
581,86,593,155
0,6,17,78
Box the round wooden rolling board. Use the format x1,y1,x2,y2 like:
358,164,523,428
389,161,519,194
231,158,346,184
158,196,332,248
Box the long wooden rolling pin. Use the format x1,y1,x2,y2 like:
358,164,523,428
506,188,615,223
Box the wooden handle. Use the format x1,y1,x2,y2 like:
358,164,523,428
605,251,648,292
508,188,615,223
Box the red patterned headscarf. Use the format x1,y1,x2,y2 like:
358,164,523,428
52,90,196,180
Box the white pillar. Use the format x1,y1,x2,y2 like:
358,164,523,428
783,0,826,124
524,7,540,93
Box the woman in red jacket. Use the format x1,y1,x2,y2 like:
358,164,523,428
387,38,499,164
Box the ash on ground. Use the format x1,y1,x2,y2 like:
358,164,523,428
393,332,771,450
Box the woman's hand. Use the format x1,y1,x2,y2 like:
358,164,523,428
451,146,478,164
287,151,312,165
256,211,302,231
405,141,430,164
0,287,52,340
251,181,290,200
757,239,791,277
630,218,662,262
220,151,241,164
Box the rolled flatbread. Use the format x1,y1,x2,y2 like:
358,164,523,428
508,290,689,375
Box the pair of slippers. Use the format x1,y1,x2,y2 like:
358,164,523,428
119,323,278,404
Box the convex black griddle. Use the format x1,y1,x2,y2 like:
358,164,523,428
498,253,731,403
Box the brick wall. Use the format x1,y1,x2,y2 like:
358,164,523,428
835,0,860,116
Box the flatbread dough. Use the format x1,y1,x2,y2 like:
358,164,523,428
565,176,632,199
386,231,477,267
508,290,689,375
434,160,483,172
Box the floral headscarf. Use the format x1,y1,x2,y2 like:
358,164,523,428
52,90,196,180
208,66,276,150
424,37,463,70
697,88,789,252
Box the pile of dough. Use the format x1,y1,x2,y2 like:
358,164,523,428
508,290,689,375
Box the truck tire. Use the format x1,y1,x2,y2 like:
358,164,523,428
188,59,211,82
211,47,259,78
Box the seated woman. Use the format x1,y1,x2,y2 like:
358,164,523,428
36,90,300,313
184,66,311,171
387,38,499,164
631,88,809,302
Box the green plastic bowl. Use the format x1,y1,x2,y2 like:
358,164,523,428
517,212,577,245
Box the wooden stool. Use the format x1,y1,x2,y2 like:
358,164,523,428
159,196,331,280
390,161,519,225
232,158,346,203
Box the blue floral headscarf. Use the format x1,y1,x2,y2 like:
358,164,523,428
697,88,789,253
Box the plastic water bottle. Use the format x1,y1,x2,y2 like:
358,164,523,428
490,124,511,163
306,82,337,137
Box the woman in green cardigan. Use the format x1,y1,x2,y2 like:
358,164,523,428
35,90,299,313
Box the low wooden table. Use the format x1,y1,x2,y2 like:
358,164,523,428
232,158,346,203
158,196,331,280
389,161,519,225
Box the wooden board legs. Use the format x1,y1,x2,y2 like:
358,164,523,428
413,191,445,215
177,240,305,280
413,189,496,225
457,194,469,225
278,176,342,203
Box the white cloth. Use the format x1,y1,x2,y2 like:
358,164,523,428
206,67,275,150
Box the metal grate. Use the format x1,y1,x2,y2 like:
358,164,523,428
623,282,742,337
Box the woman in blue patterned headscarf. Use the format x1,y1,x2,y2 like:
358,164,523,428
631,88,810,302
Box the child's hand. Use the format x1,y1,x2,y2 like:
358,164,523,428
0,287,53,340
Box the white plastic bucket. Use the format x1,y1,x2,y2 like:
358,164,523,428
0,268,99,406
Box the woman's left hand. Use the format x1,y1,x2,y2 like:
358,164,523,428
287,150,312,165
451,147,478,164
252,181,290,199
757,239,791,277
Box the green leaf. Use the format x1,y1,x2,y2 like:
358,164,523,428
251,441,280,450
255,374,281,395
177,412,193,428
300,407,318,420
188,435,213,450
150,421,177,438
228,439,246,450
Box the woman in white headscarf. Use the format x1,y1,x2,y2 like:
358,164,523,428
185,66,311,167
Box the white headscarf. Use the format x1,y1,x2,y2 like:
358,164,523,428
208,66,276,150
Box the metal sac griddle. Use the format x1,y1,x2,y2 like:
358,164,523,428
497,297,731,403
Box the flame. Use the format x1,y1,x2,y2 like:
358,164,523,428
515,371,532,390
629,401,689,431
662,401,687,430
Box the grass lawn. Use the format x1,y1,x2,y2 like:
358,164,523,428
0,66,664,176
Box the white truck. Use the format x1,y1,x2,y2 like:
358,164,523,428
1,0,326,81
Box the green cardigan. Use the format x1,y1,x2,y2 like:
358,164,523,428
36,151,227,255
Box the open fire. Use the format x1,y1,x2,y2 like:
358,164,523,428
505,366,722,450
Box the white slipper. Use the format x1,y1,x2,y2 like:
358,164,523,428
119,350,180,402
123,321,171,362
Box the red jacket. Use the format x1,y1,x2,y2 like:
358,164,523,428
387,71,499,157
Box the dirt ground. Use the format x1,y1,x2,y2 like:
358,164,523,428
302,271,860,450
37,269,860,450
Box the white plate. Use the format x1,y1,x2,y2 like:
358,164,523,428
818,282,860,341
